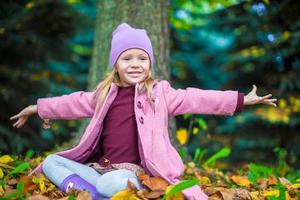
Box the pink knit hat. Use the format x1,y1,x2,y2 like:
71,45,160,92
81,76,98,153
109,23,154,68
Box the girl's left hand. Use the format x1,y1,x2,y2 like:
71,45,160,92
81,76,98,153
244,85,277,107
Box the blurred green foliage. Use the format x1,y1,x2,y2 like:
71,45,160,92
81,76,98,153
170,0,300,168
0,0,95,153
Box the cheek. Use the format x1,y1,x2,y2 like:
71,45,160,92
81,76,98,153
116,68,125,77
146,67,151,74
143,62,150,71
119,72,127,78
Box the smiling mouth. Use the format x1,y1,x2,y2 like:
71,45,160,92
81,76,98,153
128,71,142,74
127,72,142,77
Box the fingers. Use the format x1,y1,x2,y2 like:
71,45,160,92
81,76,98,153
262,97,277,103
260,94,278,104
17,118,27,128
13,118,22,128
13,119,20,127
10,105,34,120
10,110,27,120
263,99,277,107
252,84,257,93
13,117,27,128
10,114,21,120
261,94,272,99
10,113,25,128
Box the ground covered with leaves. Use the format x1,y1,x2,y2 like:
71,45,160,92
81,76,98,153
0,151,299,200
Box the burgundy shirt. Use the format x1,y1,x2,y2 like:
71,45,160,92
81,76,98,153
235,92,244,112
97,85,141,166
95,86,244,167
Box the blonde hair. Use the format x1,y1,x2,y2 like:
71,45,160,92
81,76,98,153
93,65,155,114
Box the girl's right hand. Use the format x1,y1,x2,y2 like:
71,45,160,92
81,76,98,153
10,105,38,128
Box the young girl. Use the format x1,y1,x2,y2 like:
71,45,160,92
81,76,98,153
10,23,277,200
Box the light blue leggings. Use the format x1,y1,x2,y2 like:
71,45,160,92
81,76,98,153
42,154,145,197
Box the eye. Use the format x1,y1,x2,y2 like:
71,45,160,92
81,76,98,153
123,57,130,60
140,57,147,60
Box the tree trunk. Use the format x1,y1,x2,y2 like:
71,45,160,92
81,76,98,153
67,0,191,162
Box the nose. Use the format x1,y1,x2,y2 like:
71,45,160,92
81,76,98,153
130,58,141,68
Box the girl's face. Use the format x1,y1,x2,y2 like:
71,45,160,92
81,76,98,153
116,48,150,87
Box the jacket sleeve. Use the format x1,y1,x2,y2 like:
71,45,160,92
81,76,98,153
36,91,97,120
161,80,239,117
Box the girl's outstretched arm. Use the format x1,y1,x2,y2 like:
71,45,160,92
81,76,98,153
36,91,97,120
10,91,97,129
161,80,276,117
161,80,240,117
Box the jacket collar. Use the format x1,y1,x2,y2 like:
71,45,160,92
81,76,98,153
110,79,159,95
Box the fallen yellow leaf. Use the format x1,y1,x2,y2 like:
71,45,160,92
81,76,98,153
250,191,260,199
292,183,300,189
32,174,46,193
263,189,279,197
231,175,251,188
251,189,293,200
199,176,211,185
137,173,168,191
0,167,3,179
0,155,15,164
39,179,45,193
110,189,141,200
32,156,43,166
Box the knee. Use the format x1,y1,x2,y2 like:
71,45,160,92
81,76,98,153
95,170,143,197
115,169,137,178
